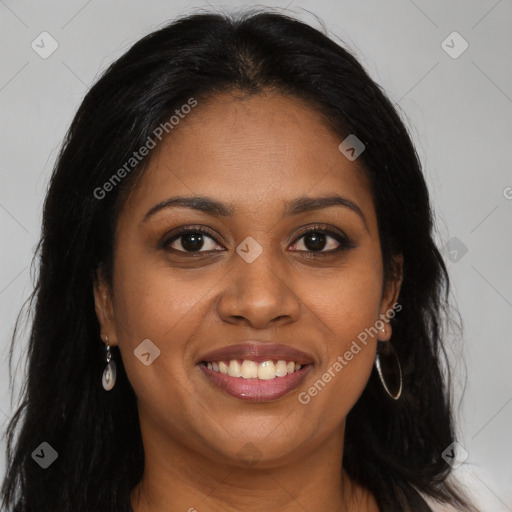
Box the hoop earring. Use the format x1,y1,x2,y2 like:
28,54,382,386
102,336,116,391
375,339,402,400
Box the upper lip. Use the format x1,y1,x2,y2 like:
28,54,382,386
197,341,315,365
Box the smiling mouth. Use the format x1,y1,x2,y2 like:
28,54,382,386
198,359,314,402
200,359,307,379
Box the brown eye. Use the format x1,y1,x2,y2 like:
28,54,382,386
289,226,355,253
164,228,224,253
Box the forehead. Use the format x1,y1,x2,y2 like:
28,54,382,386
122,92,375,224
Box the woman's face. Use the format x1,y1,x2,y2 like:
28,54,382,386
95,92,402,468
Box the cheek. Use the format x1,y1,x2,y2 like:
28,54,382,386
295,257,383,418
110,249,212,396
112,232,222,342
303,254,384,343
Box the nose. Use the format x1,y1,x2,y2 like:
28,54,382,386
216,249,301,329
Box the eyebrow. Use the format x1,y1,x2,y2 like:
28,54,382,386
143,194,368,230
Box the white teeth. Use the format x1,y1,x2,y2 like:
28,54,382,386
206,359,307,379
228,360,242,377
241,360,258,379
275,360,288,377
258,361,276,380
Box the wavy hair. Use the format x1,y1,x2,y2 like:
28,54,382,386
1,9,479,512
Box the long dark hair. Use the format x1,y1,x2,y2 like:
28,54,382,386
1,9,479,512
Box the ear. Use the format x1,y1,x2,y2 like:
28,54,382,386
93,266,118,346
379,253,403,324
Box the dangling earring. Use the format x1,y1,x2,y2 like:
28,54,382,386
375,328,402,400
102,336,116,391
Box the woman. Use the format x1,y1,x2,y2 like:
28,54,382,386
1,9,481,512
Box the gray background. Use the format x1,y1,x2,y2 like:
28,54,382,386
1,0,511,510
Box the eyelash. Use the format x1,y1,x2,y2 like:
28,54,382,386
161,224,355,256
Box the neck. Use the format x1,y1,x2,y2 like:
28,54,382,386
130,415,378,512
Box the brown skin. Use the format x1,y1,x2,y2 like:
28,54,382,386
94,91,402,512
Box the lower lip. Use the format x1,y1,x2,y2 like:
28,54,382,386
198,363,313,402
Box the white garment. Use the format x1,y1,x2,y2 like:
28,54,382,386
422,498,461,512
